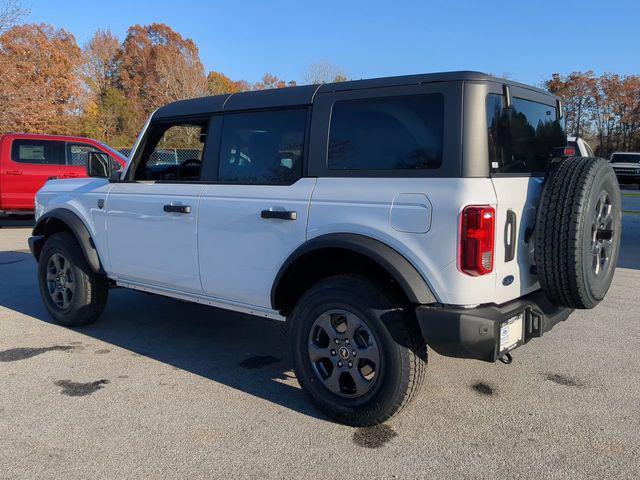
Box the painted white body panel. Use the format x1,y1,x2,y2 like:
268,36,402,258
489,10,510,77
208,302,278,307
35,178,113,266
198,178,316,307
105,182,205,294
307,177,499,306
34,173,540,313
490,177,542,304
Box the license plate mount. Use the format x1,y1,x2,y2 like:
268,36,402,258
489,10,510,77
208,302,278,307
499,312,525,354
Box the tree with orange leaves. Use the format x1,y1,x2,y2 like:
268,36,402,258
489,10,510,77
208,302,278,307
207,71,250,95
0,23,82,134
117,23,207,123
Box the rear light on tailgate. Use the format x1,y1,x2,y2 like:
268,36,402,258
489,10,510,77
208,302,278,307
459,206,495,276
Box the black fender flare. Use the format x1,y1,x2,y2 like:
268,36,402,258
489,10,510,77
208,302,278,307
271,233,438,310
30,209,104,274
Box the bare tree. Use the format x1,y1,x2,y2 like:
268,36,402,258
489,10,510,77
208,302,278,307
154,45,207,103
302,60,347,85
83,29,120,98
0,0,28,35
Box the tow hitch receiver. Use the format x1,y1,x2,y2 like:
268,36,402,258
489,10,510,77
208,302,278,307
499,352,513,364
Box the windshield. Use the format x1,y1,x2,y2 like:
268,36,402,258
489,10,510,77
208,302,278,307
610,153,640,164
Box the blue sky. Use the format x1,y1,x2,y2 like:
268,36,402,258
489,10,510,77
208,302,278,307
26,0,640,86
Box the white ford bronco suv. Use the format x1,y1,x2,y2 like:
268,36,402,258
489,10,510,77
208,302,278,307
28,71,621,426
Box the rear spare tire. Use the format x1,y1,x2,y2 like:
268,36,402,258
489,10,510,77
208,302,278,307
535,157,621,309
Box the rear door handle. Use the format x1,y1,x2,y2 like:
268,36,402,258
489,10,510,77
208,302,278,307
6,170,22,175
261,209,297,220
163,204,191,214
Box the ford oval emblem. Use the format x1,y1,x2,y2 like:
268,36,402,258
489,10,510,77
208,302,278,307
502,275,514,286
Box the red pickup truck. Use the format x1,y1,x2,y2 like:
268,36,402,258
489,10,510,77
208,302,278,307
0,133,126,214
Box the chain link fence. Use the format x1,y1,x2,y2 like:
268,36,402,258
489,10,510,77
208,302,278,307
117,148,202,165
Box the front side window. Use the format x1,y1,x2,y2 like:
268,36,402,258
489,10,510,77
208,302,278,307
218,109,306,184
487,94,566,174
134,121,208,181
67,143,122,171
328,94,444,171
66,143,94,166
11,140,65,165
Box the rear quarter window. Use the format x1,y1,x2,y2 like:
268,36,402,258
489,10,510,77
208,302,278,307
328,94,444,171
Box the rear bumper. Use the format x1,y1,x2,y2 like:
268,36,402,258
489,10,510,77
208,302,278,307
416,290,573,363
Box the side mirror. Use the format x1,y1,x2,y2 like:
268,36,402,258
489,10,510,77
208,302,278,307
86,151,111,179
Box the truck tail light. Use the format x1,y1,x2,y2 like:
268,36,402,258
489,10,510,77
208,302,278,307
459,206,495,276
551,146,576,157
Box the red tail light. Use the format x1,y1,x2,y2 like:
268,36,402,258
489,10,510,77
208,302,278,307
459,206,495,276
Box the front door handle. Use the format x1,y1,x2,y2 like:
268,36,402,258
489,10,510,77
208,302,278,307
261,209,297,220
6,170,22,175
63,173,79,178
163,204,191,214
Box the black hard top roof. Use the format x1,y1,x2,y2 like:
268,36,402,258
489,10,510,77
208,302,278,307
153,70,554,119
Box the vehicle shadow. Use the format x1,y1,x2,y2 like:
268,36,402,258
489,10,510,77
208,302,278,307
0,215,35,229
0,250,324,422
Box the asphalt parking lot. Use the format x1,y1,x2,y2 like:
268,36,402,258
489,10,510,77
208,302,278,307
1,192,639,479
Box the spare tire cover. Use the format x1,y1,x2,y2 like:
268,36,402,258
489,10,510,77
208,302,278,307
535,157,621,309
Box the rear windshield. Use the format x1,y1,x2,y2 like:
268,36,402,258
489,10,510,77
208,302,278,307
610,153,640,163
486,94,566,174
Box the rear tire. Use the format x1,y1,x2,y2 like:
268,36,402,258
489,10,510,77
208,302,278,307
535,157,621,309
38,232,108,326
289,275,427,426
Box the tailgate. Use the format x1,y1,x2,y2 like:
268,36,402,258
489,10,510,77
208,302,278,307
491,176,543,304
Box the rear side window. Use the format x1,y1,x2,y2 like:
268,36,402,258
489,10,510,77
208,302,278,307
218,108,306,185
328,94,444,171
487,94,566,174
11,140,65,165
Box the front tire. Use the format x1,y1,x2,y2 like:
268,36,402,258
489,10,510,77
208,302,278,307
289,275,427,426
38,232,108,327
